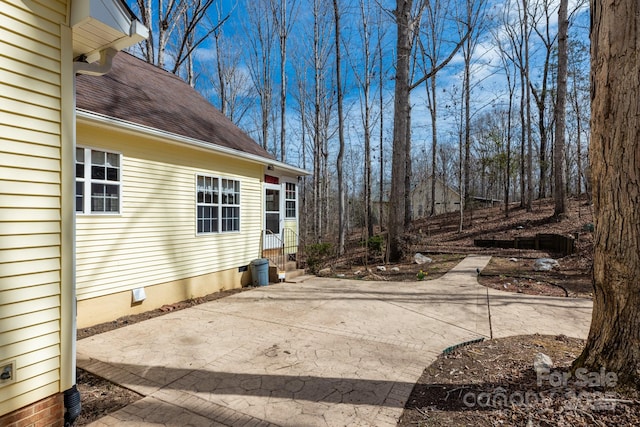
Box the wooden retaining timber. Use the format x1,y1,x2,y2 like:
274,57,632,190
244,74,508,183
474,233,575,256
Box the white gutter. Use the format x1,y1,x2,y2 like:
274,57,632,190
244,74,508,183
76,109,311,176
74,47,117,75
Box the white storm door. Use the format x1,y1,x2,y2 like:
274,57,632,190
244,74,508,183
264,185,281,250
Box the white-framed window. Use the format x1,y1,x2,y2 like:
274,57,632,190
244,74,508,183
76,147,121,214
197,175,240,233
285,182,296,218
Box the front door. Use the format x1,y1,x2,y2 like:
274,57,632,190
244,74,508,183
264,185,281,249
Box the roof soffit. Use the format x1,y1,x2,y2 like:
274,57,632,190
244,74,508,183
71,0,148,61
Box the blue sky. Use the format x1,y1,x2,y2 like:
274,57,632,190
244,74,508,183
126,0,590,180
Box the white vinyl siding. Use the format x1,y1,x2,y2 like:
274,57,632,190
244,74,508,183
75,123,263,301
0,0,67,417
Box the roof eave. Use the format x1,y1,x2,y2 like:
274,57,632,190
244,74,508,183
76,109,310,177
71,0,149,62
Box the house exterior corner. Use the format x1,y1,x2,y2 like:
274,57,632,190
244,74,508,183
1,0,147,424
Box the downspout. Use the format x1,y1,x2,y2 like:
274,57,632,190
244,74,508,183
62,47,118,427
73,47,117,75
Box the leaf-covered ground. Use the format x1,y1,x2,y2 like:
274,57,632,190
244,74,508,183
398,335,640,427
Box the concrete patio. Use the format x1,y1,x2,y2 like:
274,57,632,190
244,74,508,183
77,255,592,426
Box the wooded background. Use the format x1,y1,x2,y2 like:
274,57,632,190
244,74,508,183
128,0,589,254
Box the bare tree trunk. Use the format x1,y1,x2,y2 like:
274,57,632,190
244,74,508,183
494,26,516,216
245,0,276,152
388,0,413,261
378,17,385,232
136,0,183,69
271,0,298,162
322,127,329,237
279,2,288,162
312,0,322,241
137,0,154,62
574,0,640,388
278,3,287,162
365,97,373,238
157,0,169,69
458,92,465,232
505,106,512,216
213,30,226,115
429,74,438,216
459,0,484,210
570,48,585,199
463,35,472,207
404,104,413,227
421,0,447,217
332,0,346,255
298,75,309,242
183,10,195,86
530,0,559,201
524,0,533,211
535,97,548,198
354,0,375,239
387,0,468,259
500,0,527,209
553,0,568,217
519,67,526,207
575,88,583,197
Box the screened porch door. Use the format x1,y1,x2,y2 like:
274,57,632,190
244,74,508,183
263,185,281,250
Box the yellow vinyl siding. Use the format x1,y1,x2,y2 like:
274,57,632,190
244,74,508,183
0,25,61,60
76,122,264,301
283,219,298,254
0,0,67,417
0,307,60,333
0,8,62,41
1,294,60,319
0,83,62,111
0,59,62,96
0,124,61,147
0,247,59,264
0,111,61,135
283,220,298,234
0,150,60,171
1,96,61,124
2,0,67,22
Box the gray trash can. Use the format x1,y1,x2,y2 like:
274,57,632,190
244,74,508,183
250,258,270,286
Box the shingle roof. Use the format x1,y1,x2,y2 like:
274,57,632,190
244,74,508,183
76,51,274,160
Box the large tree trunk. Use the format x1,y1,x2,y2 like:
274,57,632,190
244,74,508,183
574,0,640,387
333,0,346,255
552,0,567,217
312,0,322,240
388,0,412,262
378,22,385,232
524,0,533,211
